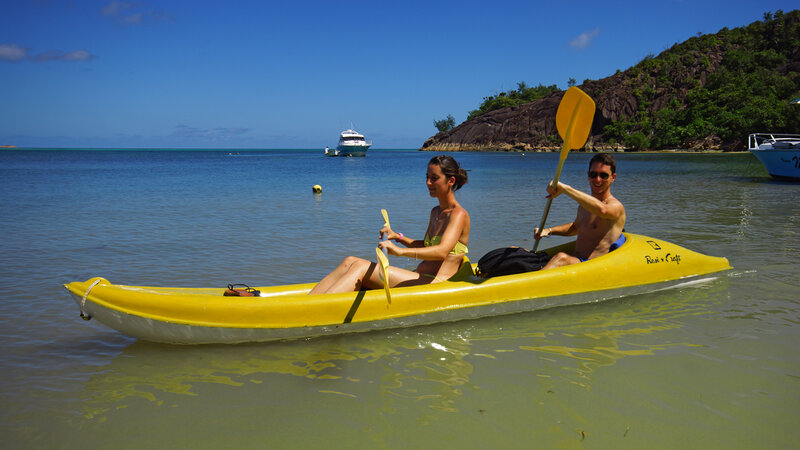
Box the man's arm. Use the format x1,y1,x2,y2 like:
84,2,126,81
547,181,623,220
534,208,579,239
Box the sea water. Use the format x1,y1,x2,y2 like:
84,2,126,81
1,149,798,448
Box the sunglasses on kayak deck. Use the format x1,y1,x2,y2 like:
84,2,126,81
588,171,611,180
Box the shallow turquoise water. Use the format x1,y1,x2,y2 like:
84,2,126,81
1,149,798,448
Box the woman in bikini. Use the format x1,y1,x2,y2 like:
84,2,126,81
309,155,470,295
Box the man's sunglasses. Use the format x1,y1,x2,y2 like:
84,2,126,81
587,171,611,180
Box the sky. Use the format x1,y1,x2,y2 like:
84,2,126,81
1,0,796,149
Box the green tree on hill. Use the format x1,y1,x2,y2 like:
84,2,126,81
467,82,561,120
603,9,800,149
434,114,456,133
463,9,800,150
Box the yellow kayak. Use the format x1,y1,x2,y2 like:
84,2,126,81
64,233,731,344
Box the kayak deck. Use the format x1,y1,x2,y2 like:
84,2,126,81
64,233,732,344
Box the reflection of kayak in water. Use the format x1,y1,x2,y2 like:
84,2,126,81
64,233,731,344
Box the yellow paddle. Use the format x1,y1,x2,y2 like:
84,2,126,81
533,87,596,251
375,247,392,304
381,209,390,229
377,209,392,304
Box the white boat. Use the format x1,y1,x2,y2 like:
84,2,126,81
747,133,800,180
336,129,371,157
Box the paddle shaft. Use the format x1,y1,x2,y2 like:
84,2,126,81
532,197,554,252
532,191,555,252
532,104,581,252
377,210,392,304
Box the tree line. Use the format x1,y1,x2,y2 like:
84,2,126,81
436,10,800,150
603,9,800,149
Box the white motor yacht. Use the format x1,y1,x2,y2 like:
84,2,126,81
336,129,372,157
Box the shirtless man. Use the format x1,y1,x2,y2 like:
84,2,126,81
534,153,626,270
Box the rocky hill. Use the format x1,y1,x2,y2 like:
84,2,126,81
422,10,800,152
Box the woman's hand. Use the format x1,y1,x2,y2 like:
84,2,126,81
378,240,402,256
379,226,403,241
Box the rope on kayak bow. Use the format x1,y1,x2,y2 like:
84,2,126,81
80,278,103,320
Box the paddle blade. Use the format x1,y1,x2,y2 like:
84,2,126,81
381,209,390,228
375,247,392,304
555,87,596,152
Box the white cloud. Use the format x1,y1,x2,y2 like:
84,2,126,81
100,0,135,17
0,44,29,62
63,50,94,61
570,28,600,50
34,49,96,62
0,44,94,63
122,12,144,25
100,1,173,26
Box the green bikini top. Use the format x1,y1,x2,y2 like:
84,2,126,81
423,234,469,255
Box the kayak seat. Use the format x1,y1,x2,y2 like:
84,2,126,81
448,256,475,281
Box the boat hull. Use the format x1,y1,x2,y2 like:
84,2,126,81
337,144,370,157
750,149,800,180
65,233,731,344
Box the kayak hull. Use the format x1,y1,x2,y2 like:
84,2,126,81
65,233,731,344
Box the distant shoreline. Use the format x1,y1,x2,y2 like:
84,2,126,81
418,147,746,154
1,146,748,154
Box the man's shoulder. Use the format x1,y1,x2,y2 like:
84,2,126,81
605,194,625,215
606,193,623,206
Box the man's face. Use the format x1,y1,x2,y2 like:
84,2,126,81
587,162,615,195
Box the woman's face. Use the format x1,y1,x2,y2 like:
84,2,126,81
426,163,454,197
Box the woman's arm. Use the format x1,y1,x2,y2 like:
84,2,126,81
380,207,437,249
382,208,467,260
380,226,424,248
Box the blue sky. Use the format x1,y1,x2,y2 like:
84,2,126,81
1,1,796,149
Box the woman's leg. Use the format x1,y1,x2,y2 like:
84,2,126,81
310,256,440,295
308,256,366,295
322,260,429,292
323,257,380,293
378,266,440,288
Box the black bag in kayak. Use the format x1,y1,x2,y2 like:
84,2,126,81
476,247,551,278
